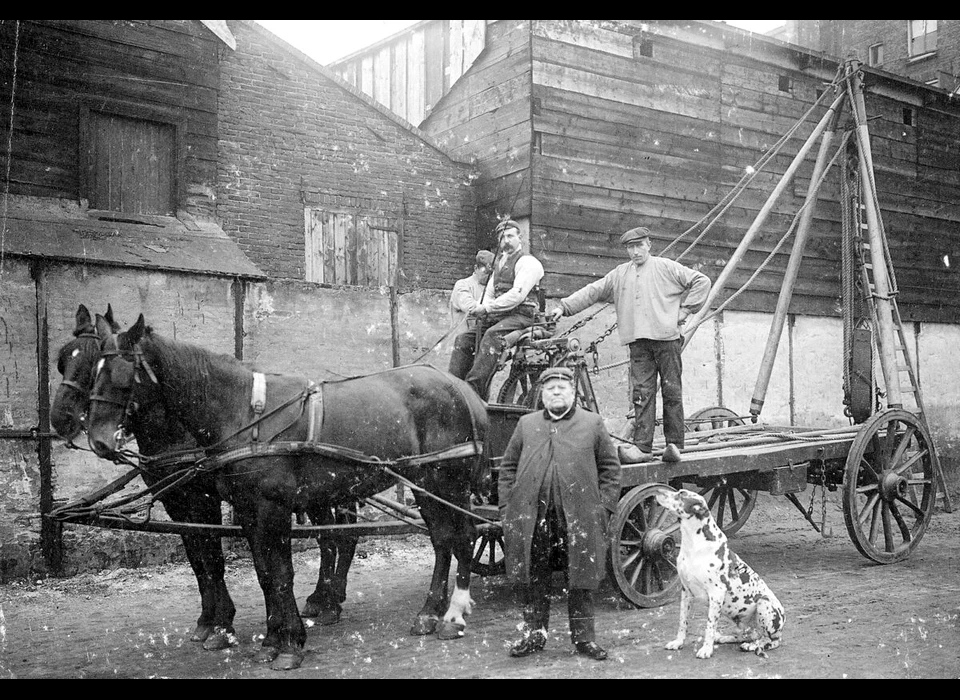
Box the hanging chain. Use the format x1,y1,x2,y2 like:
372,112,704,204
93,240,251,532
587,322,619,374
819,466,829,536
804,464,831,536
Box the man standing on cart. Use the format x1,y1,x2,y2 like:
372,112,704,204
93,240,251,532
549,227,711,464
499,366,621,661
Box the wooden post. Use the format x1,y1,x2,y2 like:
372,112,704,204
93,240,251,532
684,92,847,348
750,100,847,418
232,278,246,362
847,62,902,408
33,261,62,575
390,285,401,369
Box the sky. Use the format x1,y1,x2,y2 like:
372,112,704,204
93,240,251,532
255,20,787,66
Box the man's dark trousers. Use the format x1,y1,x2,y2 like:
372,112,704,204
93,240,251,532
448,329,478,379
519,504,595,644
629,338,685,453
465,307,536,399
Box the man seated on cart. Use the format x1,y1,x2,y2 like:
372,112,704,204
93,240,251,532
447,249,496,380
461,220,545,400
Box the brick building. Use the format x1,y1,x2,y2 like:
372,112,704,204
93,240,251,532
218,21,479,291
782,21,960,92
0,20,481,580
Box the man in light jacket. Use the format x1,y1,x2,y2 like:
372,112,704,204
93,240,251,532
447,250,495,379
550,227,711,464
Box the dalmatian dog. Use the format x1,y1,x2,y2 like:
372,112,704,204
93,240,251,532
655,488,785,659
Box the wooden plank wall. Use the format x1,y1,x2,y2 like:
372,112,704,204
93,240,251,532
331,20,486,127
0,20,220,221
529,20,960,323
423,20,534,242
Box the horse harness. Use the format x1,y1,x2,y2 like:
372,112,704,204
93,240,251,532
59,343,488,527
57,332,101,398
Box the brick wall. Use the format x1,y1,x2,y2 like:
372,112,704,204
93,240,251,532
217,21,480,290
798,21,960,88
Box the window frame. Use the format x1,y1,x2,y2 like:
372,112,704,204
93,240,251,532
304,207,402,287
78,98,187,216
907,20,938,59
868,43,884,68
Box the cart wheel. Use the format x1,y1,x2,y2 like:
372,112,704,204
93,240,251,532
694,479,758,537
842,409,938,564
471,524,506,577
685,405,747,432
607,484,681,608
683,407,758,536
496,368,540,408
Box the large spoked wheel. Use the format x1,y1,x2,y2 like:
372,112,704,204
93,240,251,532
607,484,681,609
842,409,938,564
691,478,758,537
471,524,506,577
496,367,541,409
682,407,758,536
685,406,748,432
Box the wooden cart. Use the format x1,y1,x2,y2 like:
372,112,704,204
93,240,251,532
473,58,954,609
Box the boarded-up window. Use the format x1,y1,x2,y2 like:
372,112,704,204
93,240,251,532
82,107,181,216
305,209,400,286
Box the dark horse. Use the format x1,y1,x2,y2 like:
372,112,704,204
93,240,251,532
50,305,359,652
86,314,489,671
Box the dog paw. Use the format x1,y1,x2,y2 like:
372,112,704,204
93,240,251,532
695,646,715,660
664,640,684,651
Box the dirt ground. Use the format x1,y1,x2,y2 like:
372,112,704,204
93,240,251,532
2,491,958,679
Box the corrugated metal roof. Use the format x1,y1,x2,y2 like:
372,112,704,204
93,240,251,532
1,200,265,279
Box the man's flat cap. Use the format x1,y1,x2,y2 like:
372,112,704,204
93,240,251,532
475,250,495,267
539,367,574,384
495,219,521,236
619,227,652,245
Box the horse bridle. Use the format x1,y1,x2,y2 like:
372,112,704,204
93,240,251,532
57,332,101,399
89,335,158,447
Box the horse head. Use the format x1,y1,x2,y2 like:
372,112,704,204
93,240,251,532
87,313,157,459
50,304,119,443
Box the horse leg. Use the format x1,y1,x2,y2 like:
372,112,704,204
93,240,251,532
241,497,307,672
160,490,237,650
410,495,454,637
436,510,477,641
301,506,343,625
301,504,360,625
330,506,359,610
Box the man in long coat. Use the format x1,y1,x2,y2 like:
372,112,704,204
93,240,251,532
499,367,622,661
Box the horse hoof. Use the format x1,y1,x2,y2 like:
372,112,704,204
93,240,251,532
191,625,214,643
410,616,439,637
271,651,305,671
318,609,342,627
300,602,321,619
203,630,237,652
436,621,466,641
256,647,280,664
